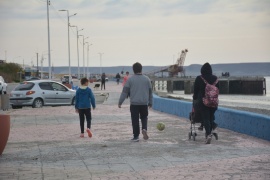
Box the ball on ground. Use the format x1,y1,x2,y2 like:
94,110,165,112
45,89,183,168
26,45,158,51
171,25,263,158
157,122,165,131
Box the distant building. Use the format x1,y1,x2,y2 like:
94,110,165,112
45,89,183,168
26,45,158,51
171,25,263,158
0,59,6,64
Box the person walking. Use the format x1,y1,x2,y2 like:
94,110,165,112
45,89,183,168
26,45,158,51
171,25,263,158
75,77,96,138
193,62,219,144
116,73,121,85
118,62,153,142
101,73,106,90
122,71,130,98
122,71,129,86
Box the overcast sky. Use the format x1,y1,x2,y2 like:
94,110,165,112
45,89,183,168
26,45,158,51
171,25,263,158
0,0,269,68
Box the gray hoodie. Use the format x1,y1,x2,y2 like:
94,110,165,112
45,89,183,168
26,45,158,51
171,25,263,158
118,74,153,106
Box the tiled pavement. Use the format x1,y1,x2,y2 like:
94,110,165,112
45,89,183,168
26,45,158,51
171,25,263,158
0,82,270,180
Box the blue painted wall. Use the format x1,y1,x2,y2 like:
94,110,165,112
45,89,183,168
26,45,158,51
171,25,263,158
152,94,270,141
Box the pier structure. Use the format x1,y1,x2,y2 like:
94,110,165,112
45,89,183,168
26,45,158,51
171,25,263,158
150,76,267,95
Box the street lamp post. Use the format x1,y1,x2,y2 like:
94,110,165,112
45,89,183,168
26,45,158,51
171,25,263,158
46,0,52,80
85,42,92,79
78,35,89,77
70,25,83,79
98,53,104,75
59,9,77,84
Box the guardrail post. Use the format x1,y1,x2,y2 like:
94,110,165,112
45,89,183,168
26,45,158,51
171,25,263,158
0,94,10,111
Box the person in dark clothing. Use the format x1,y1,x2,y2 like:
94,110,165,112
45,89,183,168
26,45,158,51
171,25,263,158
193,62,219,144
118,62,153,142
101,73,106,90
116,73,121,85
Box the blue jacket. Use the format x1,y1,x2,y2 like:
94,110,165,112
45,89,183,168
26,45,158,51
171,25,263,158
75,86,96,109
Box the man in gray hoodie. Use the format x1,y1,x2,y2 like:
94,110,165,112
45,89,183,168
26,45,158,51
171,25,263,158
118,62,153,142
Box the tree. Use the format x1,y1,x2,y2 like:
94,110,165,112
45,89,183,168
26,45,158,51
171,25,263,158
0,63,23,82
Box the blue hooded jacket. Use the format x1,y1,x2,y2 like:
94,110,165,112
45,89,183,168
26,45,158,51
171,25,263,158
75,86,96,109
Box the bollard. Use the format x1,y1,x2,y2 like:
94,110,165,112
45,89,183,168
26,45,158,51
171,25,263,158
0,114,10,155
0,94,10,111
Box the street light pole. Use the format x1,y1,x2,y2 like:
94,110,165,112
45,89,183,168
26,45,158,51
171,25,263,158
78,35,89,77
70,26,83,79
36,53,39,77
85,42,92,79
59,9,77,83
98,53,104,75
47,0,52,80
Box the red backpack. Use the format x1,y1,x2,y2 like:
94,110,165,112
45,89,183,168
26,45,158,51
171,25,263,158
201,76,219,108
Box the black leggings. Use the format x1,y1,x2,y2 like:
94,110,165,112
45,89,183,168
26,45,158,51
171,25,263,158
78,108,92,133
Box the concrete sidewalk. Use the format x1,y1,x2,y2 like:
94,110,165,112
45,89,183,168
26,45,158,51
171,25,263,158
0,82,270,180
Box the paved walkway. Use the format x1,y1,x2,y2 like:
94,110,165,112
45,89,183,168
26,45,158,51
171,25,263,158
0,82,270,180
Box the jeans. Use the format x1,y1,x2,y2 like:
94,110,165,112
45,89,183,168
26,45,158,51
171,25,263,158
130,105,148,138
199,107,216,136
78,108,92,133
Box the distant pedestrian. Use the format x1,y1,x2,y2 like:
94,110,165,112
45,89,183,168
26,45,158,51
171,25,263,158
118,62,153,142
101,73,106,90
116,73,121,85
193,62,219,144
122,71,129,86
122,71,130,98
75,77,96,138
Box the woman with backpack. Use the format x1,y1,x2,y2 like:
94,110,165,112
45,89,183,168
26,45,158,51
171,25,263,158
193,62,219,144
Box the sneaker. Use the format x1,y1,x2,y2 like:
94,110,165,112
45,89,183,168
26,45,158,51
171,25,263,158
142,129,149,140
131,137,139,142
205,135,212,144
86,128,92,138
80,133,84,138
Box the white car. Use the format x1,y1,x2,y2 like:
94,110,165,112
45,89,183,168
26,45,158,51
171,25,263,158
10,80,76,109
0,76,7,94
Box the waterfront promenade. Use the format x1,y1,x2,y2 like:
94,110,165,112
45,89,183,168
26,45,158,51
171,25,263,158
0,82,270,179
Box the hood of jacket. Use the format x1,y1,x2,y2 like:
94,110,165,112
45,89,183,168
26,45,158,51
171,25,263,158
201,62,212,75
79,86,89,94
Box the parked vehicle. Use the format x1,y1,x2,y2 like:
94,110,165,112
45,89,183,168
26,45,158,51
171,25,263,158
96,76,109,82
61,75,73,84
9,80,76,109
0,76,7,94
29,77,40,81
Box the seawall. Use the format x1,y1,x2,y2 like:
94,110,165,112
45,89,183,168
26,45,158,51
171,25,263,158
152,94,270,141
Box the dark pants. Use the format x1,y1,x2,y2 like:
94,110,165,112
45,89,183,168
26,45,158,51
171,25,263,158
130,105,148,138
101,81,105,90
78,108,92,133
199,107,216,136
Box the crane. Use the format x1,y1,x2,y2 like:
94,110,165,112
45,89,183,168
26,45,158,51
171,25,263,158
144,49,188,77
167,49,188,77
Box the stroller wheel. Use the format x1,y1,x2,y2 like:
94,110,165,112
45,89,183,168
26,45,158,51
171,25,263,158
188,132,191,140
192,133,196,141
213,133,218,140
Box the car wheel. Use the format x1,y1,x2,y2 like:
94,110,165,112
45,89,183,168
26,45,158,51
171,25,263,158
32,98,43,108
71,97,75,105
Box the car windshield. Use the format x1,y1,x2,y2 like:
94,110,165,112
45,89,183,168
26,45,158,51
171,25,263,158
14,82,35,91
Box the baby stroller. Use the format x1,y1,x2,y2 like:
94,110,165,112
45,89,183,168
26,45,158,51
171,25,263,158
188,107,218,141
